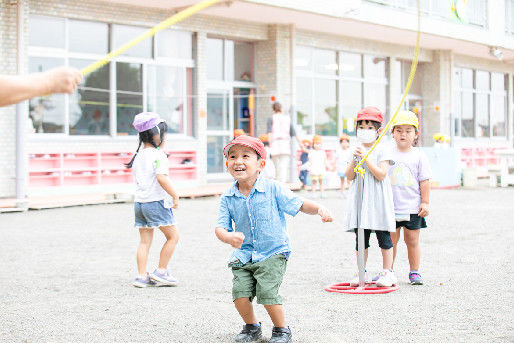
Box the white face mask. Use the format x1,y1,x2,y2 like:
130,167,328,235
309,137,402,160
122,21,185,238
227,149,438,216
357,129,377,143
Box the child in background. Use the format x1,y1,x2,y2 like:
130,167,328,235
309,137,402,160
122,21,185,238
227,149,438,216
215,135,333,343
336,134,352,195
307,135,328,198
234,129,246,139
125,112,180,288
259,134,276,179
299,139,311,190
344,107,397,287
389,111,432,285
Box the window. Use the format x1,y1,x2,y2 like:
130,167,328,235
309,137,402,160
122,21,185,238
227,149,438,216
116,63,143,135
491,73,507,137
314,49,337,75
147,66,188,134
156,30,193,59
113,25,152,58
28,16,194,136
29,16,65,48
296,77,313,134
207,38,224,80
234,42,253,81
69,20,108,55
506,0,514,34
340,52,361,78
295,47,388,136
453,68,507,138
28,57,66,133
314,79,337,135
68,58,110,135
207,38,254,82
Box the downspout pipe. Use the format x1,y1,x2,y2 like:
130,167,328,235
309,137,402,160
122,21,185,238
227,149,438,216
16,0,28,209
289,24,296,183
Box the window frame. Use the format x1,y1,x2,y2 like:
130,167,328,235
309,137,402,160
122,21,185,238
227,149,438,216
27,15,195,139
453,67,508,139
295,46,388,137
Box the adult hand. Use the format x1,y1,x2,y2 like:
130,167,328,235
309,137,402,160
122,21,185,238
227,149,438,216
172,197,179,209
229,232,245,249
317,206,333,223
418,203,429,217
43,67,82,94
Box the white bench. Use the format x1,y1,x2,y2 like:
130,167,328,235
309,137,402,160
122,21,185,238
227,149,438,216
493,149,514,187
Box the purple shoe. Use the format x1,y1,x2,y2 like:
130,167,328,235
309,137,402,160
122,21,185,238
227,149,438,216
133,274,157,288
150,269,178,286
409,272,423,285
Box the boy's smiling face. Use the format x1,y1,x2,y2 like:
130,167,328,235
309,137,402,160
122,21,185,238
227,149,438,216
226,144,265,182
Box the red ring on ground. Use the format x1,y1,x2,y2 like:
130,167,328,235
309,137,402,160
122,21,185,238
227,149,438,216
324,282,400,294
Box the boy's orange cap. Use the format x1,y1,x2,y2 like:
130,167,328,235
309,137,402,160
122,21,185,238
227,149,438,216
312,135,322,144
339,134,350,142
259,134,269,143
301,139,312,146
234,129,245,137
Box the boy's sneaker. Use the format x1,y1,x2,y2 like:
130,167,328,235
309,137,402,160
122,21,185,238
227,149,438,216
409,272,424,285
133,274,157,288
149,269,178,286
235,323,262,342
269,327,292,343
349,271,371,286
376,270,398,287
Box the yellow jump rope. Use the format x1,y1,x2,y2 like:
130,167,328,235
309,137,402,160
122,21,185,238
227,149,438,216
353,0,421,176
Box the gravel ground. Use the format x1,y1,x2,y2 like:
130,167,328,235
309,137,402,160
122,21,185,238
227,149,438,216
1,187,513,343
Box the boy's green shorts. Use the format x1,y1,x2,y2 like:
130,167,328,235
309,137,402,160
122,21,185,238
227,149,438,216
231,254,287,305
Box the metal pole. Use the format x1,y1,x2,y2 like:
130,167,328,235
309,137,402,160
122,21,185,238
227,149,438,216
16,0,27,209
289,24,297,183
356,168,365,288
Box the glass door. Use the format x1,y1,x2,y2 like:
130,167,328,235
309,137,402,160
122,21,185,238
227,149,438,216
206,90,233,174
233,88,256,136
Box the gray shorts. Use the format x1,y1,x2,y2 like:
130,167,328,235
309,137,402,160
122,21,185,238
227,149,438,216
134,200,176,229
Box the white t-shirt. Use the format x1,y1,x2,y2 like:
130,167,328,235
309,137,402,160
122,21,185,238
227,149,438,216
262,147,276,179
308,149,327,175
133,148,172,207
336,148,352,174
389,146,432,214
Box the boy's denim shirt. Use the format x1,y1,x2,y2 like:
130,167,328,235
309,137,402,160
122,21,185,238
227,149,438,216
216,176,304,265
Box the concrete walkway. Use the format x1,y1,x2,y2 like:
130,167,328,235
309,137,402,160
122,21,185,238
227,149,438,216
1,188,512,342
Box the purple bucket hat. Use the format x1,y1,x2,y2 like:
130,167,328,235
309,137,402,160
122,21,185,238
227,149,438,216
132,112,165,133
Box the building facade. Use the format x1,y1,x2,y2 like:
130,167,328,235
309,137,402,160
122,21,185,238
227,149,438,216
1,0,513,198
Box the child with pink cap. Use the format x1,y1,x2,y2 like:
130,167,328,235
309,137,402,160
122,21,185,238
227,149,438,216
215,135,333,343
125,112,180,288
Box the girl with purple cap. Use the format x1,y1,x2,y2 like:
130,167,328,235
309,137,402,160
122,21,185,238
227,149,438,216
125,112,180,288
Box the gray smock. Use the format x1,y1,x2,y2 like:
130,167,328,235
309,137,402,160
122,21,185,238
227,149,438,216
343,145,396,232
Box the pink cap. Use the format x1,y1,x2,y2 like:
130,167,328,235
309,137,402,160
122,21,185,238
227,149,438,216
223,135,267,160
356,106,384,125
132,112,164,133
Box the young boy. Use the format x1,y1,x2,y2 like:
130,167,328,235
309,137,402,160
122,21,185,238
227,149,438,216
215,135,333,343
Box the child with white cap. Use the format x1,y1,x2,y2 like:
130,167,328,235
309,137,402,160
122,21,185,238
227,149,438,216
125,112,180,288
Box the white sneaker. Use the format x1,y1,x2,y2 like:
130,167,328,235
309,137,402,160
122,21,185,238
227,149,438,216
350,271,371,286
375,270,398,287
